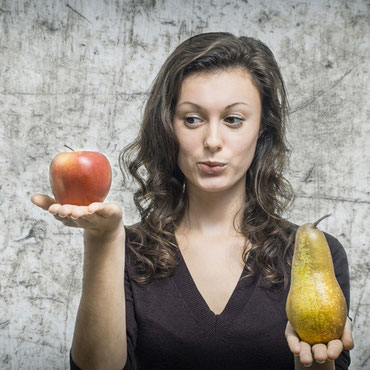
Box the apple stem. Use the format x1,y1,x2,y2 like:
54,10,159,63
64,145,75,152
313,214,331,228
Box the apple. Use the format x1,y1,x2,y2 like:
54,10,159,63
50,146,112,206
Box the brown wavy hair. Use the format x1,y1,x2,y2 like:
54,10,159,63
119,32,295,288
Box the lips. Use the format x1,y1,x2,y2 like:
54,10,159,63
200,162,226,167
198,162,227,175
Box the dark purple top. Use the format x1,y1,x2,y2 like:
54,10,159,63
71,230,351,370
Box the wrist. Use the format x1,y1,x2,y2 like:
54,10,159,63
83,225,126,264
81,225,126,288
84,223,125,245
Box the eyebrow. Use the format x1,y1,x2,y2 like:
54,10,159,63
177,101,249,109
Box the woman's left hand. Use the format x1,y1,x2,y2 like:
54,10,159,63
285,317,354,366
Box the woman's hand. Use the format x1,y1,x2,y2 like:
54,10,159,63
31,194,123,239
285,318,354,367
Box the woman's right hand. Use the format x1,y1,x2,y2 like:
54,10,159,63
31,194,124,239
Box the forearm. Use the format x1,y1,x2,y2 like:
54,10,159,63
71,226,127,370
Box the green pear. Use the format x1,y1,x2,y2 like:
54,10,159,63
286,214,347,345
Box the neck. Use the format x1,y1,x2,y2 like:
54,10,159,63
179,178,246,238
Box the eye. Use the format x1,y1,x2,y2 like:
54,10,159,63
224,116,243,126
184,116,202,125
183,115,243,127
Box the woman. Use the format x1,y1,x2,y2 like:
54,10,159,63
32,32,353,369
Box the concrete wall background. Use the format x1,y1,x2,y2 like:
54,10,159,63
0,0,369,368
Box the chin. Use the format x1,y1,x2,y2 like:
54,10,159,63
196,180,232,193
193,174,246,193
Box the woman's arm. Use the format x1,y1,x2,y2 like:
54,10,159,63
71,225,127,370
31,195,128,369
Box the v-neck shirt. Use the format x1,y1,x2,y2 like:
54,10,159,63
172,251,257,335
120,229,351,370
70,228,351,370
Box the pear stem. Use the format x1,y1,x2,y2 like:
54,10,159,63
313,214,331,228
64,145,75,152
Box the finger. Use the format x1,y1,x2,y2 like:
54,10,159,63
285,322,301,355
31,194,56,210
55,205,94,224
48,203,62,215
56,204,75,218
312,343,328,364
327,339,344,360
299,341,314,367
51,210,92,228
87,202,122,218
70,206,90,219
48,204,75,220
50,211,94,229
52,214,80,227
48,204,89,219
68,205,115,226
341,318,354,351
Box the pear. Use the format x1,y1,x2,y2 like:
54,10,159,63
286,214,347,345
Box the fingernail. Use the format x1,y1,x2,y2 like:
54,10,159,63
317,360,325,364
304,364,312,368
71,216,78,220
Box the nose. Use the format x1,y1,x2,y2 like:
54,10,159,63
204,121,223,152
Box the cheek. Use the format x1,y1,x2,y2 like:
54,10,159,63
177,136,198,159
176,141,193,169
233,137,259,166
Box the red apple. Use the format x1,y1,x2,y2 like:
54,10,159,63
50,147,112,206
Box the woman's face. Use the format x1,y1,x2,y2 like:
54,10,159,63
173,68,262,194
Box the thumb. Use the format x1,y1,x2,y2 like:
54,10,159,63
341,317,354,350
31,194,57,210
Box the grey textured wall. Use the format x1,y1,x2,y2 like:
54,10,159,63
1,0,369,368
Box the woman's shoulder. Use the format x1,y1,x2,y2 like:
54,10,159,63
321,231,349,276
322,231,346,252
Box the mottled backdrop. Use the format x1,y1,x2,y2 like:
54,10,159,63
0,0,369,369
